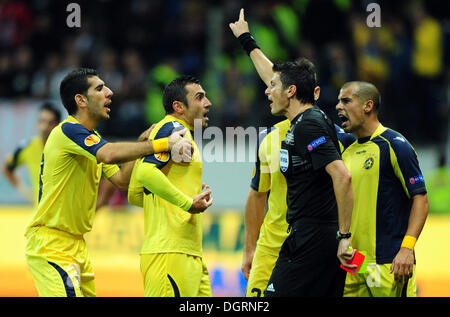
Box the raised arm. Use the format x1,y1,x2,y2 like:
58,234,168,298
229,8,274,86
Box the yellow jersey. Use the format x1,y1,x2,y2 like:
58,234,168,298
5,135,44,204
26,116,119,237
342,124,427,264
129,115,203,257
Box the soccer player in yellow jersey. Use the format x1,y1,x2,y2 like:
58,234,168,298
25,68,191,297
2,102,60,206
336,81,429,297
128,75,214,297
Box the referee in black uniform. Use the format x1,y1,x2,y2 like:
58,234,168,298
230,9,355,296
264,60,355,297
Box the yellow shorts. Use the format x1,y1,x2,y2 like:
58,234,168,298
25,226,96,297
344,263,417,297
140,253,212,297
246,247,279,297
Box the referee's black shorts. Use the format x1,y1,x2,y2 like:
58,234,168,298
264,218,346,297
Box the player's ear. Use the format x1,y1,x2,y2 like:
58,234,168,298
74,93,88,109
172,101,185,114
364,100,374,113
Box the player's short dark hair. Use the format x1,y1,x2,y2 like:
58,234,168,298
162,75,200,114
272,58,318,105
40,101,61,122
342,81,381,112
60,68,98,115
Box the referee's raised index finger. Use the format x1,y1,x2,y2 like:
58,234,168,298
239,8,245,21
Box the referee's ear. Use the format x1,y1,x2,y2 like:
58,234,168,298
287,85,297,99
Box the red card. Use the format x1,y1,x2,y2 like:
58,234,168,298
340,250,366,275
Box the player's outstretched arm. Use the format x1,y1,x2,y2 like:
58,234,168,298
229,8,274,87
96,128,189,164
242,188,268,280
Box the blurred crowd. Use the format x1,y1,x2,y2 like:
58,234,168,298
0,0,448,146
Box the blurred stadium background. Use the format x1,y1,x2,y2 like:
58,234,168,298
0,0,449,297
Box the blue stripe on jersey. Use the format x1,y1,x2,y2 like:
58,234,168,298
143,121,183,169
61,122,107,157
372,136,412,264
380,129,427,197
6,139,30,171
250,127,274,191
334,124,356,151
48,261,76,297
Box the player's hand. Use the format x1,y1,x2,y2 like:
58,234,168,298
241,248,255,280
188,184,213,214
229,8,250,38
337,238,357,269
167,127,188,150
390,247,414,283
138,124,156,142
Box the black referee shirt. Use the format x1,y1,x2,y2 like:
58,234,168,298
280,106,342,224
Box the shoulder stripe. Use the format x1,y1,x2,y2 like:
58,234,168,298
61,122,107,157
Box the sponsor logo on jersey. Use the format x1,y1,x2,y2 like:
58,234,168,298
409,175,424,184
84,134,101,146
155,152,170,162
307,136,327,151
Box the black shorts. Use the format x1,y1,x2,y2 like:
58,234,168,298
264,219,346,297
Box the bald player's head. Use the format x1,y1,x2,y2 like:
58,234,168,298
341,81,381,113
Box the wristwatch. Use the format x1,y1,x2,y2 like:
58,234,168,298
336,231,351,240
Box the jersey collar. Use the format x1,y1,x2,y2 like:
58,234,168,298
165,115,193,131
357,123,387,144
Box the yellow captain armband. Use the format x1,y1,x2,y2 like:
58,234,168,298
152,138,169,153
401,235,417,250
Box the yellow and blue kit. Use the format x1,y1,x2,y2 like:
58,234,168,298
342,124,427,297
5,136,44,205
247,119,355,297
128,114,211,297
25,115,119,297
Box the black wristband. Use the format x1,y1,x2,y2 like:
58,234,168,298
336,231,351,240
237,32,260,56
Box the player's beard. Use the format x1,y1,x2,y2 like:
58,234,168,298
87,102,109,124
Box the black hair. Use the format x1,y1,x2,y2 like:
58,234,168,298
272,58,318,105
60,68,98,115
40,101,61,122
162,75,200,114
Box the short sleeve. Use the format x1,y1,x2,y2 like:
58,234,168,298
5,139,29,171
250,128,272,192
142,121,183,169
61,122,107,160
295,118,341,170
390,136,427,197
102,163,120,179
